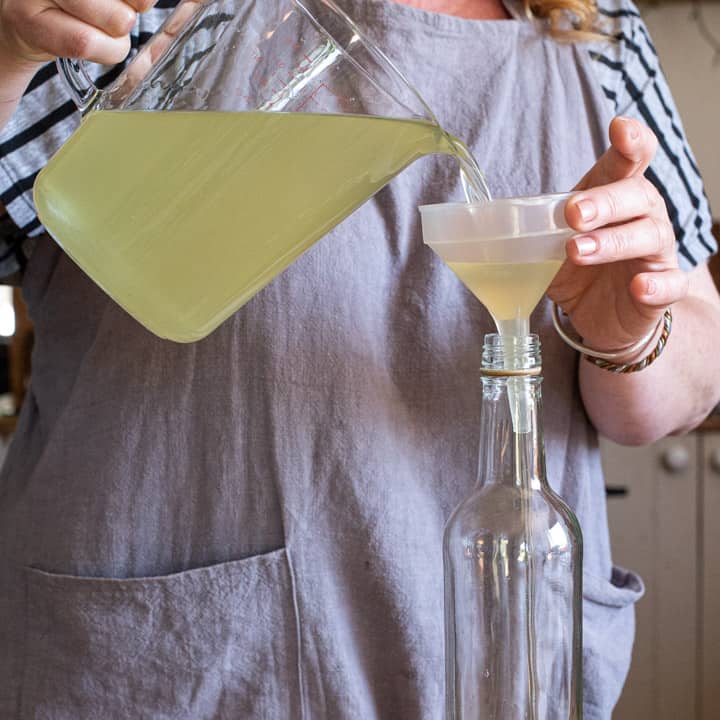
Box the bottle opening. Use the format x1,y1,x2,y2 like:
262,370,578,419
482,333,541,373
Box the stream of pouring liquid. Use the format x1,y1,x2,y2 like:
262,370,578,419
438,136,562,341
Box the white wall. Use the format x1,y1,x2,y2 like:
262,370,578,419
640,1,720,215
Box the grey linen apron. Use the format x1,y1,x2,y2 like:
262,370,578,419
0,1,643,718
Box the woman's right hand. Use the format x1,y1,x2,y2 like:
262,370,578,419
0,0,157,69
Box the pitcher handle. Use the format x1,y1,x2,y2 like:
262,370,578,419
56,58,100,113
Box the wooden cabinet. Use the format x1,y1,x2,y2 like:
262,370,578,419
701,432,720,719
602,432,720,719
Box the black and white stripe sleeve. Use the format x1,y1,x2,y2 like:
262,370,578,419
0,2,179,280
589,0,716,270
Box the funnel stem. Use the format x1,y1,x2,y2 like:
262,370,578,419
496,321,533,433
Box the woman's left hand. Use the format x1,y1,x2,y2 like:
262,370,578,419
547,116,688,354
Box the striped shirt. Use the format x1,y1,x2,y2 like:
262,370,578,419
590,0,716,267
0,0,715,277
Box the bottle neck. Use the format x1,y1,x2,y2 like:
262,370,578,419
476,372,547,491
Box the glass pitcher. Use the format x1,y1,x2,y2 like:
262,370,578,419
34,0,487,342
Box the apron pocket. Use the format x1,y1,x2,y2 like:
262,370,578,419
583,564,644,608
20,548,301,720
582,565,645,719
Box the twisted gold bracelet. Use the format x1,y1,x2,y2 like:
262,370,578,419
551,303,673,373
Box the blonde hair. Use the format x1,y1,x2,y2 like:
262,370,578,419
524,0,605,41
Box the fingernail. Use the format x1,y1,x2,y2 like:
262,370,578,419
574,236,598,256
576,199,597,223
622,116,640,140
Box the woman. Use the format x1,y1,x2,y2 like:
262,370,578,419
0,0,718,718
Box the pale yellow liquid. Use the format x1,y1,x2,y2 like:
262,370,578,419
447,260,562,327
447,259,562,432
35,111,487,342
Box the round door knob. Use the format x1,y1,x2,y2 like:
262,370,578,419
661,445,689,473
709,448,720,474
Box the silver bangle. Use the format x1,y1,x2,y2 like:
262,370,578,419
551,302,663,361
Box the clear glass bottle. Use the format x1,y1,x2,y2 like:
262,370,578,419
443,334,583,720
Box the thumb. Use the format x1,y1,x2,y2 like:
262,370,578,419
574,116,658,190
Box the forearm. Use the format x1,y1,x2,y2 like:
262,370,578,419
580,264,720,445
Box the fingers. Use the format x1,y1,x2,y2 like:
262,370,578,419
0,0,156,65
163,0,202,35
606,116,658,173
122,0,201,88
630,269,690,307
22,7,132,64
147,0,202,61
566,175,667,232
567,214,675,266
56,0,137,37
574,117,658,190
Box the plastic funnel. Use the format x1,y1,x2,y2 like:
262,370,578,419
419,192,574,432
